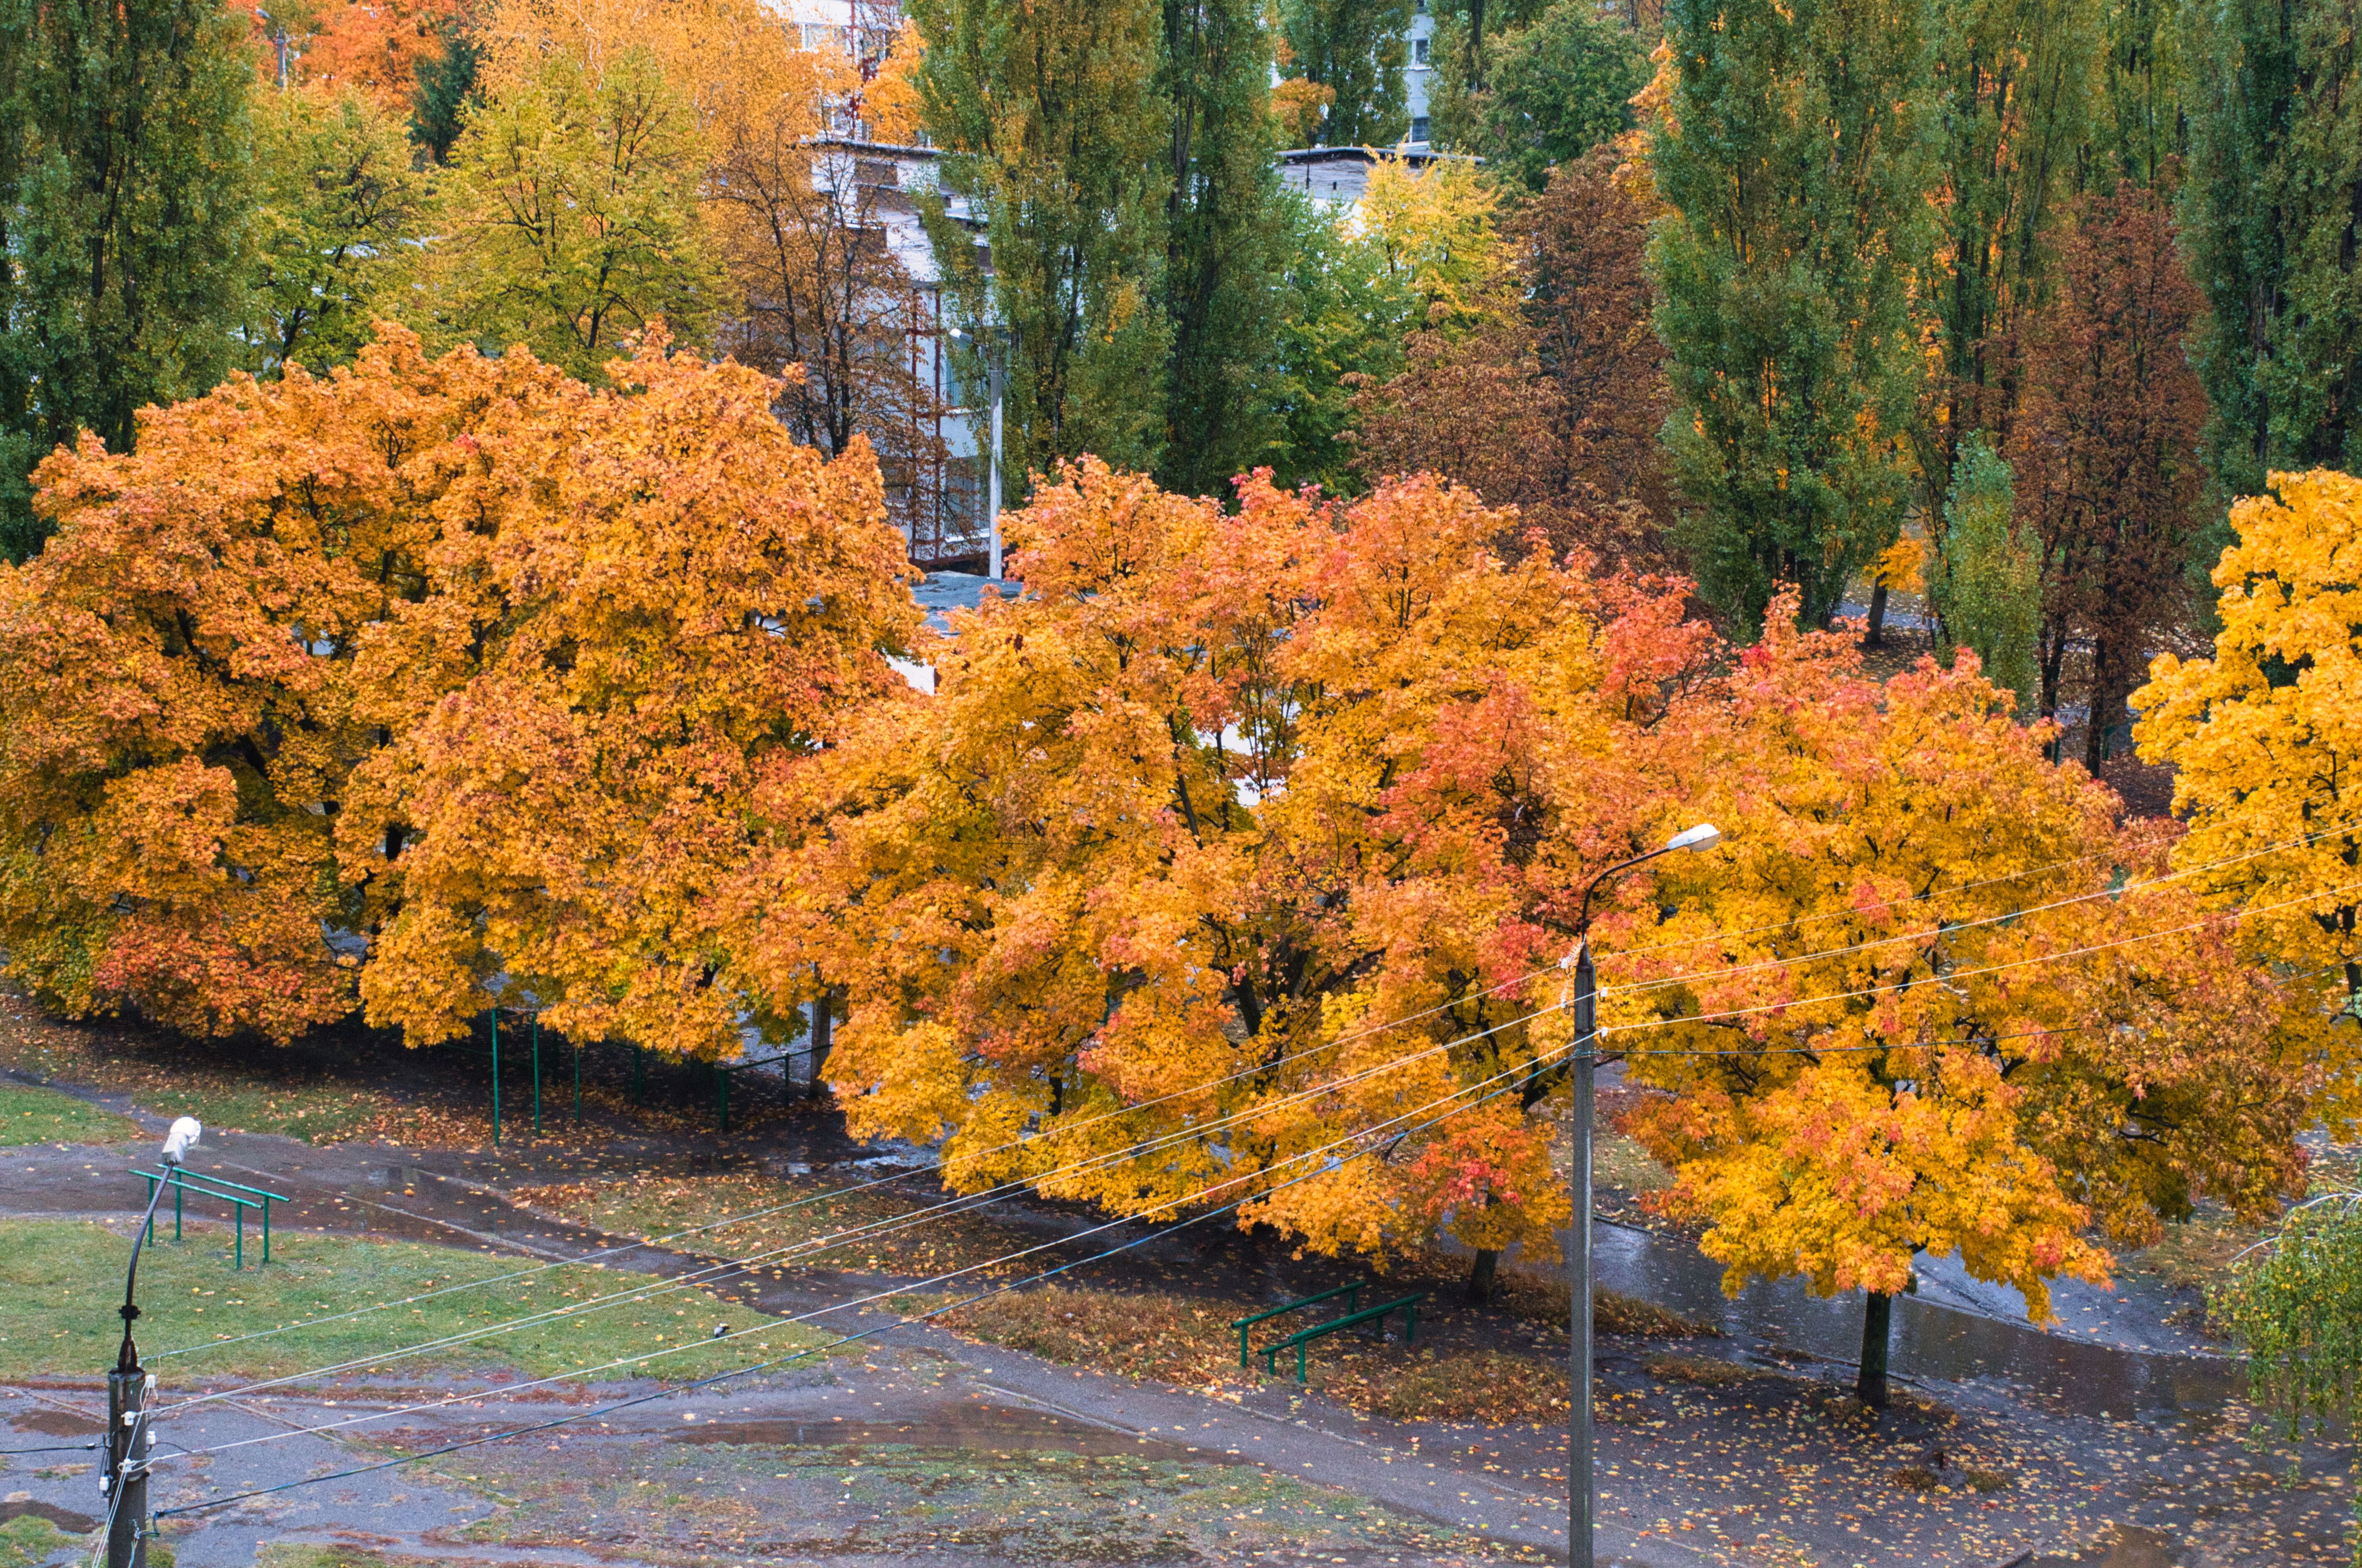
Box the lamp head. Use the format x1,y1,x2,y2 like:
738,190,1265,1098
1665,822,1721,854
160,1117,202,1168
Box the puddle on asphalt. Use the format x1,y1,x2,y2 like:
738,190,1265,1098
1592,1224,2245,1418
5,1409,100,1437
2029,1524,2185,1566
669,1403,1196,1461
0,1500,99,1533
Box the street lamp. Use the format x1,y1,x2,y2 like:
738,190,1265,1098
105,1116,200,1568
1563,823,1719,1568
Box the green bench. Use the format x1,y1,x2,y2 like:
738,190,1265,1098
1231,1283,1428,1382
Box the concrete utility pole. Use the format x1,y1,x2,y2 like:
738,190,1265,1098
1564,824,1720,1568
985,348,1005,580
108,1117,201,1568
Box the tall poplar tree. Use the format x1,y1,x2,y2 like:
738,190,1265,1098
1919,0,2096,509
1651,0,1936,632
0,0,255,561
1280,0,1413,146
2181,0,2362,499
1158,0,1288,497
914,0,1173,490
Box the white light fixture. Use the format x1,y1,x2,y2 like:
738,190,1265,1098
1664,822,1722,854
160,1118,202,1168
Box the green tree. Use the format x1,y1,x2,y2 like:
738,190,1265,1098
0,0,256,561
411,15,482,165
1280,0,1412,146
1157,0,1289,497
2212,1195,2362,1567
1925,433,2039,715
1432,0,1645,190
914,0,1173,488
1651,0,1935,632
415,47,724,381
2180,0,2362,500
247,86,436,375
1266,188,1412,494
2094,0,2184,187
1918,0,2096,508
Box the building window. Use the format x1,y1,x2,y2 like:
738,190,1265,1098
1412,36,1429,64
1410,116,1430,143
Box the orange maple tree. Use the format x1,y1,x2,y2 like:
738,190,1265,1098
1616,593,2316,1403
0,325,915,1049
745,458,1713,1277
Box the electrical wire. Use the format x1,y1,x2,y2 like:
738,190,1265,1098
149,814,2357,1372
1600,880,2362,1050
0,1442,98,1456
157,1049,1560,1469
1593,813,2362,1004
161,876,2360,1411
155,989,1585,1411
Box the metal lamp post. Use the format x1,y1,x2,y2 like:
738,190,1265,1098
947,326,1008,580
108,1116,202,1568
1564,823,1720,1568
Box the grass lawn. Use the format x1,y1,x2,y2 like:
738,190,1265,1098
0,1083,137,1146
0,1218,831,1386
511,1168,1051,1279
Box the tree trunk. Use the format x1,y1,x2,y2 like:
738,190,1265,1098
1865,580,1890,647
807,983,836,1102
1467,1247,1501,1304
1857,1291,1893,1410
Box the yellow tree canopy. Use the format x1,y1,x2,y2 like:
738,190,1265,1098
2136,468,2362,1130
0,326,916,1049
1622,595,2317,1321
745,459,1713,1264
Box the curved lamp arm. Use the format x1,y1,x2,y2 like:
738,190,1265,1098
118,1118,202,1372
1571,822,1722,949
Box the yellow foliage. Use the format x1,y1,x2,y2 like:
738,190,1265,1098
2134,468,2362,1131
1354,156,1509,329
1620,591,2315,1321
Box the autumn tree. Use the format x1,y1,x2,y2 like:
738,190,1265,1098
0,326,916,1051
1278,0,1412,146
1350,138,1677,568
2135,468,2362,1131
1625,595,2315,1407
0,0,257,561
745,459,1712,1282
1650,0,1934,632
0,330,517,1039
2006,183,2208,764
246,85,436,374
348,333,920,1059
412,47,727,378
912,0,1173,487
1925,433,2039,716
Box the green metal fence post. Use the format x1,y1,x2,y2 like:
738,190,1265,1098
532,1012,542,1138
261,1195,270,1265
141,1175,156,1244
491,1010,502,1148
173,1170,183,1241
234,1203,244,1271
